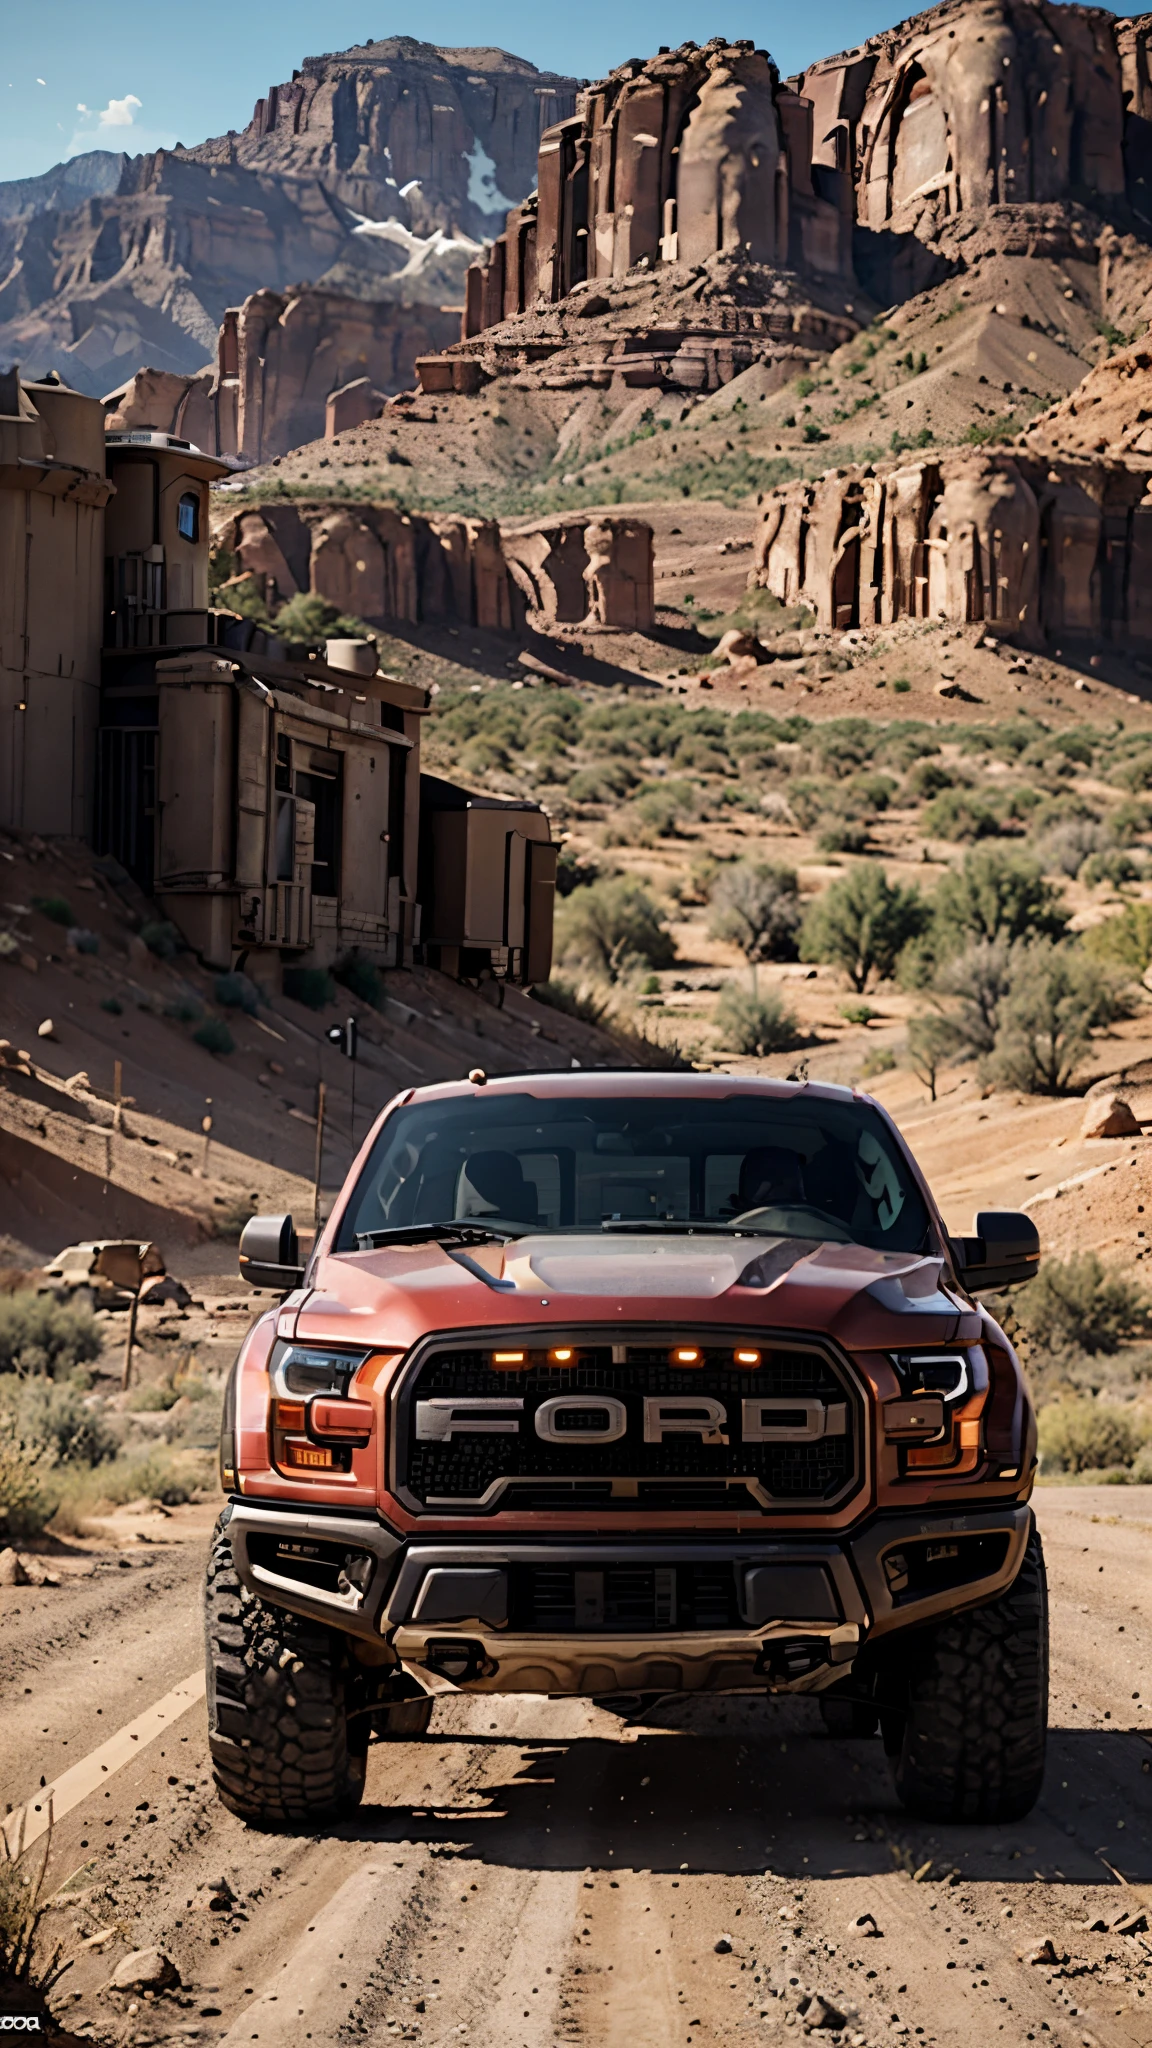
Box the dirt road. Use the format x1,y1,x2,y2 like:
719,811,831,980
3,1488,1149,2048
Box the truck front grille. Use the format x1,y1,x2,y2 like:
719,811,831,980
393,1329,862,1514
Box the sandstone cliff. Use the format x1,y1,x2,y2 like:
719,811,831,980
0,39,579,398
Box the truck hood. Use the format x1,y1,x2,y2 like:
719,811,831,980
302,1232,979,1349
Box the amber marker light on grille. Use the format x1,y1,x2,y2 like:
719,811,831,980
284,1443,336,1470
493,1350,525,1364
735,1348,761,1366
551,1348,574,1363
674,1346,701,1364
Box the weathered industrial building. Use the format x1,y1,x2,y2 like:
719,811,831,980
0,368,555,990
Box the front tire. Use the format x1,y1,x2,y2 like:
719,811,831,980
204,1518,368,1829
889,1524,1048,1823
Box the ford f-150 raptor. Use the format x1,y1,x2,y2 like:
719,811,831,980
206,1070,1044,1830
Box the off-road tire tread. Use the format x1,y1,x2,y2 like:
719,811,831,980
204,1516,366,1829
893,1524,1048,1823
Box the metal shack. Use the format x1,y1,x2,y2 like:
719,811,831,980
418,774,556,987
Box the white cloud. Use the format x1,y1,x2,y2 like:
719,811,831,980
67,91,175,160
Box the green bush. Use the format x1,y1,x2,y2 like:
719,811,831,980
713,984,801,1056
193,1018,235,1057
335,955,384,1007
800,867,927,993
566,763,636,803
1082,901,1152,976
555,879,676,982
839,1001,879,1026
283,966,337,1010
1016,1251,1149,1356
930,848,1068,953
214,971,260,1013
987,941,1134,1094
165,996,203,1024
0,1378,117,1467
921,788,1002,841
140,919,182,960
0,1293,101,1378
274,591,374,655
100,996,123,1016
1038,1398,1145,1473
531,979,610,1027
708,860,801,964
0,1442,54,1539
31,895,75,926
816,821,870,856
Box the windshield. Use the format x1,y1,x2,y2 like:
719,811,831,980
334,1092,933,1256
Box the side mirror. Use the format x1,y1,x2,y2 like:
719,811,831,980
238,1213,306,1291
950,1210,1040,1292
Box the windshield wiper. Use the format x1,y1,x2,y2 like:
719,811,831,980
354,1221,528,1251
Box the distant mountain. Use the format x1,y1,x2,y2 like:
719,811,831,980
0,40,579,397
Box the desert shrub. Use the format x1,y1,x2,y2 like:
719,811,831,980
905,759,959,800
1079,849,1140,889
567,763,634,803
800,867,927,992
986,941,1135,1094
193,1018,235,1057
630,778,699,837
921,788,1002,841
31,894,74,926
708,860,801,964
283,966,336,1009
786,777,839,830
816,821,870,855
839,1001,879,1026
165,996,203,1024
335,954,383,1006
531,979,610,1027
140,919,182,960
713,985,801,1055
274,591,373,654
1038,1398,1145,1473
0,1379,117,1467
1109,749,1152,793
0,1294,101,1379
555,848,600,897
1082,901,1152,977
930,848,1068,954
214,970,260,1013
0,1442,55,1539
555,879,676,981
859,1046,897,1078
1015,1251,1150,1356
928,936,1017,1055
1031,816,1110,879
845,771,897,814
100,996,123,1016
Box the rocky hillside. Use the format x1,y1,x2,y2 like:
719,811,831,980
0,39,579,398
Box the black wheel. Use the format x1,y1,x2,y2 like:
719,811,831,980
204,1517,368,1829
888,1524,1048,1823
373,1698,434,1739
819,1692,879,1739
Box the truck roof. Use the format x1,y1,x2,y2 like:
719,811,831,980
392,1070,861,1108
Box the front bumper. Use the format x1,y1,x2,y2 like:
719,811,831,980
223,1499,1032,1696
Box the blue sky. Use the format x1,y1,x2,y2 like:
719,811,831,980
3,0,1129,186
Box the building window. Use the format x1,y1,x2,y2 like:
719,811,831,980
177,491,200,542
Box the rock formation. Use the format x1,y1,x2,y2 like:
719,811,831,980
183,39,580,242
466,38,853,333
215,501,654,634
0,40,578,398
751,447,1152,648
103,287,460,463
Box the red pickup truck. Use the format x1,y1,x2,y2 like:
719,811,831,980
207,1070,1044,1831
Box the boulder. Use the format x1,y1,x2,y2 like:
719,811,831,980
110,1949,180,1992
0,1548,30,1587
1081,1094,1141,1139
714,629,765,664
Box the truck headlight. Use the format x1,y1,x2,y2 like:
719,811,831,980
269,1341,370,1399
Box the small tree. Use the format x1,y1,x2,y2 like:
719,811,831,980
799,867,927,993
931,936,1017,1055
906,1013,961,1101
931,848,1068,952
555,878,676,982
988,941,1134,1094
1015,1250,1149,1357
708,860,801,972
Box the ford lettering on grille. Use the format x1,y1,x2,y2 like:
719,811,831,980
396,1336,862,1512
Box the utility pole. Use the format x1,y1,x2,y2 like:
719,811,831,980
313,1080,327,1230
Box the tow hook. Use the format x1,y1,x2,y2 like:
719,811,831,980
423,1639,498,1685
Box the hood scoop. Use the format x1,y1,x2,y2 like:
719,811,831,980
503,1233,782,1300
